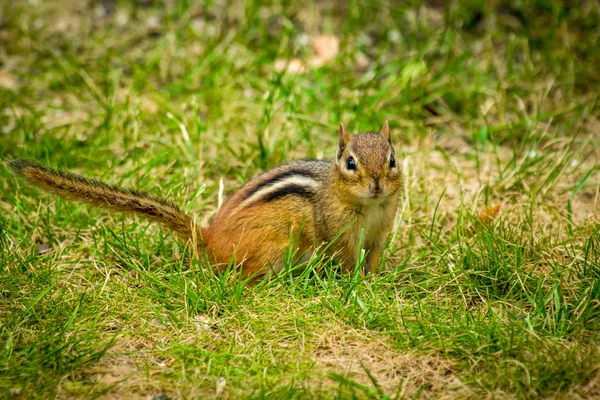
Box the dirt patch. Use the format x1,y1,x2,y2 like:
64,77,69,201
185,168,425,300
58,338,164,400
312,334,476,399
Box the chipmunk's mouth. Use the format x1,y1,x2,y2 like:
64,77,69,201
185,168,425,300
355,192,388,206
360,191,388,201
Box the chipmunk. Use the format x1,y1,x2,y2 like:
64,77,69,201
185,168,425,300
7,122,402,279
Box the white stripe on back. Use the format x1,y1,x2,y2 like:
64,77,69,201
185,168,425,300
239,175,321,208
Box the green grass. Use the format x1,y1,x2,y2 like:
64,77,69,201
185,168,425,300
1,0,599,398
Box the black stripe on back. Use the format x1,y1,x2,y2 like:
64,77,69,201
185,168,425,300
242,168,316,201
260,184,314,203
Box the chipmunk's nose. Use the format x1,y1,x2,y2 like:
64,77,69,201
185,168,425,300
369,178,383,194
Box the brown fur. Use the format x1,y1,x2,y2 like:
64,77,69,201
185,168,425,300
7,122,402,279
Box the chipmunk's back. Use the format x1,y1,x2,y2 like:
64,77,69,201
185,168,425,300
204,159,332,277
218,159,332,216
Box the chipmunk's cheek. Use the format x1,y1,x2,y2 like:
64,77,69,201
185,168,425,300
354,185,372,199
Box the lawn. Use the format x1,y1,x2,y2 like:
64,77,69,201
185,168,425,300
1,1,599,398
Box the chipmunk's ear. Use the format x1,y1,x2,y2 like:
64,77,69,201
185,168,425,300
380,120,392,144
337,123,351,159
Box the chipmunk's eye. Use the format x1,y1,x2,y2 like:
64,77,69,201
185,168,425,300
346,156,356,171
389,154,396,169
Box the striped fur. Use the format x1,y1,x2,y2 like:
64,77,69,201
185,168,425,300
7,158,200,241
242,168,318,200
241,175,319,205
222,160,331,212
261,183,314,202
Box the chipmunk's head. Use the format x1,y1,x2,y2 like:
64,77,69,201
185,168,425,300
334,121,402,203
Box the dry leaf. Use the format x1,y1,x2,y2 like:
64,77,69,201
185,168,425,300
478,204,502,223
38,243,50,255
216,376,226,397
193,314,212,332
274,34,339,73
158,358,175,368
308,35,340,68
140,97,159,114
274,58,307,74
100,374,122,384
354,52,370,69
40,110,88,130
307,57,326,68
149,317,167,329
146,15,161,30
312,34,339,62
0,70,19,90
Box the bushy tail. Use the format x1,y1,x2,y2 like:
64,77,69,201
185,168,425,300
7,158,200,242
